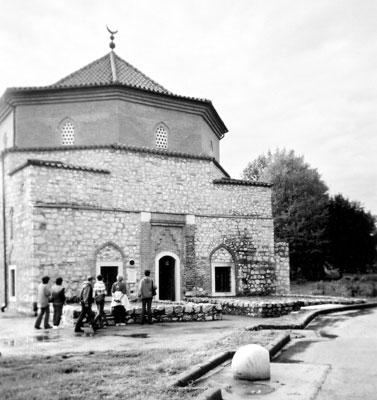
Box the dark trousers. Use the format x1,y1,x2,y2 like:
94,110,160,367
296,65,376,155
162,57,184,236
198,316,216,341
113,305,126,324
75,303,96,331
35,305,50,328
141,298,152,324
94,300,108,327
53,304,64,326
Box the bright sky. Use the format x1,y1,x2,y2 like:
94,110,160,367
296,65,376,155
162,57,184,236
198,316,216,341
1,0,376,214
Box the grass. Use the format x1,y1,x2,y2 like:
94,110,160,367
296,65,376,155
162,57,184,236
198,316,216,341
0,329,283,400
291,273,377,299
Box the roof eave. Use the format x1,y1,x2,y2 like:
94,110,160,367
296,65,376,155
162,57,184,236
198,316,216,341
4,83,228,138
0,92,14,123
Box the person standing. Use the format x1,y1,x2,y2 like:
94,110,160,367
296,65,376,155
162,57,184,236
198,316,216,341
74,276,98,333
111,275,130,326
138,270,157,325
34,276,52,330
51,277,66,329
93,275,108,328
111,274,129,296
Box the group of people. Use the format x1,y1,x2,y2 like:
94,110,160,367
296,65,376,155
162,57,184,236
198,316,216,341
34,276,66,330
34,270,158,332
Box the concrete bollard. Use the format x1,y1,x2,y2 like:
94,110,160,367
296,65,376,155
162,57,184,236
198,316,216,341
231,344,270,381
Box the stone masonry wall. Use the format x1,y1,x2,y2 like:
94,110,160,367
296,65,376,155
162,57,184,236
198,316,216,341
15,205,141,312
184,223,196,291
5,147,272,217
274,242,290,295
0,161,4,307
4,147,276,311
5,167,34,313
194,216,276,296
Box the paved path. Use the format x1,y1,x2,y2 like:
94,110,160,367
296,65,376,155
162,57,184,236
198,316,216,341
0,312,265,357
0,303,373,358
275,307,377,400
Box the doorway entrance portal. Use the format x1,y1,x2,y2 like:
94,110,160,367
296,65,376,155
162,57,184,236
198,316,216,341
96,261,123,297
214,266,231,293
100,266,118,296
159,256,175,301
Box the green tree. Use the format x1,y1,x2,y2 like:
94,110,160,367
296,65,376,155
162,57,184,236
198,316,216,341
243,149,330,280
327,195,377,274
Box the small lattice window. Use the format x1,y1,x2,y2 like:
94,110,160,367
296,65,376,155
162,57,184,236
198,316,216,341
155,126,168,149
61,122,75,145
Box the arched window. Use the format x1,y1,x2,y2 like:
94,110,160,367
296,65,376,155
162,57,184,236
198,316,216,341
60,120,75,145
155,124,168,149
210,246,236,296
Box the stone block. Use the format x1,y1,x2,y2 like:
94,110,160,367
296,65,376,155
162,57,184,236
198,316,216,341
165,305,174,315
174,305,183,314
202,304,214,313
183,304,194,313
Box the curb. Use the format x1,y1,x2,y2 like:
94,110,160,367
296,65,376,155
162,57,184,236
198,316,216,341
170,332,290,388
170,301,377,394
248,301,377,330
266,331,291,359
171,351,234,387
195,388,223,400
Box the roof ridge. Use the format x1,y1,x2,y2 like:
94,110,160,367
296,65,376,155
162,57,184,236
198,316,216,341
113,53,171,94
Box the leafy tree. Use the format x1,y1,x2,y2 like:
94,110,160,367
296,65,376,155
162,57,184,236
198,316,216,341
243,149,330,280
327,195,377,274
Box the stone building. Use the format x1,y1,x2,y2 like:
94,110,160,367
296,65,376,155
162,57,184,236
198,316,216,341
0,42,289,314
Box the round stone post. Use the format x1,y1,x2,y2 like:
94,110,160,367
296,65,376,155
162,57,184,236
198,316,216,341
231,344,270,381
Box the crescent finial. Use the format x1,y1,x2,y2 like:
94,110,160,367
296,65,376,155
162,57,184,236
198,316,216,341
106,26,118,50
106,26,118,35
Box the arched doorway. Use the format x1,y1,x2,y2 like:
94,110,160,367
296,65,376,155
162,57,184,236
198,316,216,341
155,252,181,301
95,242,124,299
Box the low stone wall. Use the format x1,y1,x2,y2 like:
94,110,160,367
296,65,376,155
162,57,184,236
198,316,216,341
63,302,223,326
62,295,367,325
185,295,367,318
211,299,299,318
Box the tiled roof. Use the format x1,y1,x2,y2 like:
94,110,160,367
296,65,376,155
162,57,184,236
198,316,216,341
4,143,230,178
213,177,272,188
52,52,170,94
5,142,215,160
9,159,110,176
1,51,228,137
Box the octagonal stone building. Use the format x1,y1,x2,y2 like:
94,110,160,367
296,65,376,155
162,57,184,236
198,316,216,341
0,45,289,313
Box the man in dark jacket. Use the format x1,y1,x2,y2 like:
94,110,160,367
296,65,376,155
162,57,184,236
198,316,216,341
51,277,66,329
138,270,157,325
74,276,98,333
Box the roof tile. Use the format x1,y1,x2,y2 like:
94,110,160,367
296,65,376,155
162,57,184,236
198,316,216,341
52,52,170,94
